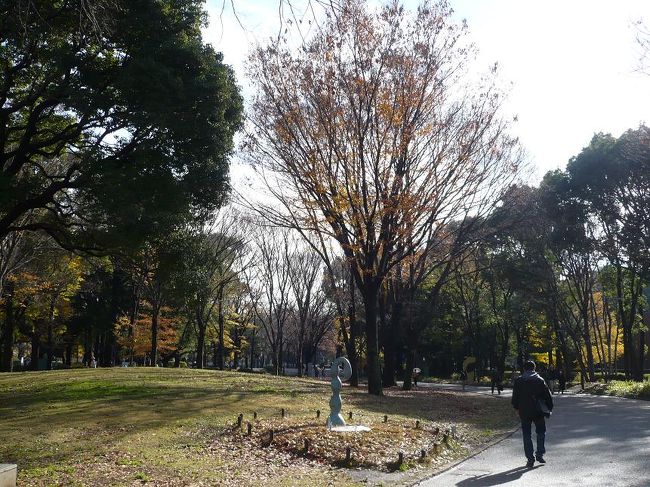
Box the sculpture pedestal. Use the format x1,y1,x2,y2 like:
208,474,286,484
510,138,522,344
0,464,17,487
329,425,371,433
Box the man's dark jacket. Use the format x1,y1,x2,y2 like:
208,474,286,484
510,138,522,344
511,371,553,420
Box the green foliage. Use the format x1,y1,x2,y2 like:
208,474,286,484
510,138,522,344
607,380,650,399
0,0,242,250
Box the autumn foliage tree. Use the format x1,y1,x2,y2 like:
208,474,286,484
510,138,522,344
247,0,522,394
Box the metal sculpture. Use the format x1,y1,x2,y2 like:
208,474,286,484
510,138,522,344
327,356,352,429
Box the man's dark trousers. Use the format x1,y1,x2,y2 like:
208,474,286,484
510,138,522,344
521,416,546,460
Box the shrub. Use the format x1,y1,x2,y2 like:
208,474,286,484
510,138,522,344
608,380,650,399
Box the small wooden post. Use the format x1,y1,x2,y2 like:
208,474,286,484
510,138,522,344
383,415,388,423
316,409,321,419
398,451,404,466
420,449,426,460
247,422,252,436
348,411,353,420
303,438,310,454
281,408,285,418
269,430,274,443
253,411,258,420
237,413,243,427
415,420,420,429
345,446,351,463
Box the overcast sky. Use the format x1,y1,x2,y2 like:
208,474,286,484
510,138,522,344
203,0,650,183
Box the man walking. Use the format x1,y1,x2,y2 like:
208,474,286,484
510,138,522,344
557,369,566,394
512,360,553,468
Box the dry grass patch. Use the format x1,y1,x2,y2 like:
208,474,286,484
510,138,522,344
0,369,517,486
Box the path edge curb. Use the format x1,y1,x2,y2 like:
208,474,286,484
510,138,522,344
412,425,520,486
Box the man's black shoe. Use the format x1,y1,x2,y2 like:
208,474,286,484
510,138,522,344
526,459,534,468
536,456,546,464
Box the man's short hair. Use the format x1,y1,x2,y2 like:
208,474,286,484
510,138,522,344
524,360,536,371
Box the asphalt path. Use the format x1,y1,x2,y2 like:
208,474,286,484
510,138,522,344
407,382,514,397
417,391,650,487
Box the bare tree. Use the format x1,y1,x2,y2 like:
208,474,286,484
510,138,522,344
286,247,334,376
245,226,293,375
246,0,523,394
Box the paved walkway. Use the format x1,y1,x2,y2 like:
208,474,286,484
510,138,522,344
409,382,513,398
418,393,650,486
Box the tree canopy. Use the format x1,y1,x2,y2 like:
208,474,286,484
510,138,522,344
0,0,242,251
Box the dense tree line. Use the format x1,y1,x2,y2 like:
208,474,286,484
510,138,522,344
1,0,648,395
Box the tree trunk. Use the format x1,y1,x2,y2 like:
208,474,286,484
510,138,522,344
382,300,401,387
402,348,415,390
344,330,359,387
636,330,646,382
498,321,510,373
363,280,382,396
47,298,56,371
31,330,40,370
615,265,631,379
582,304,596,382
347,273,360,386
65,344,72,367
296,339,304,377
629,277,643,381
150,309,159,366
278,332,284,375
0,280,15,372
271,344,279,375
250,333,255,369
196,312,206,369
217,284,225,370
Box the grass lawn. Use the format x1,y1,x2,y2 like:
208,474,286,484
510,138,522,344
0,368,517,486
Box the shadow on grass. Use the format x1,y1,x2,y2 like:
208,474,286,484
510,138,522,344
0,369,330,471
344,387,514,430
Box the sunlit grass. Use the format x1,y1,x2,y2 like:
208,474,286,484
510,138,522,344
0,368,516,486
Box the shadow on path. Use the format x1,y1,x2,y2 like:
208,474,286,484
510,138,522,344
456,465,542,486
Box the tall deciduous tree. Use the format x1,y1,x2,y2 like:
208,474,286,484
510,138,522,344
185,211,251,369
246,0,522,394
287,247,334,376
246,227,293,375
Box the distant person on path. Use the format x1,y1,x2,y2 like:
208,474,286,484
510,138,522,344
557,369,566,394
491,367,503,395
548,368,557,395
460,370,467,391
512,360,553,468
412,368,421,387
